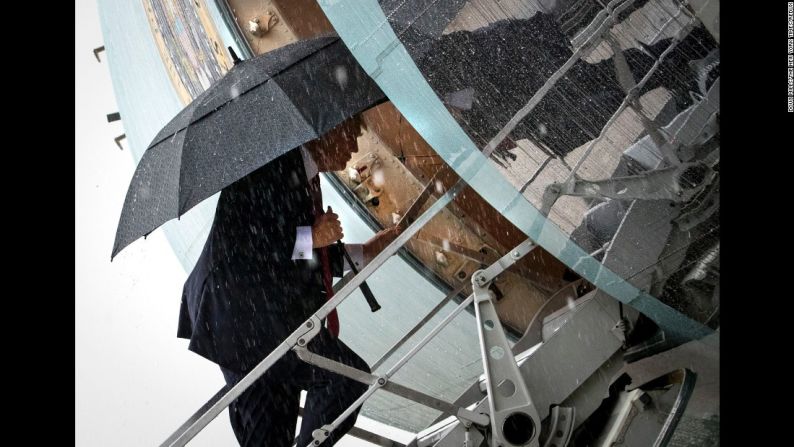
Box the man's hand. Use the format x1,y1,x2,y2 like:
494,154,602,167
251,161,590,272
363,225,403,263
312,206,343,248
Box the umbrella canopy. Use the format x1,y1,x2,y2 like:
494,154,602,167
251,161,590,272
112,35,384,258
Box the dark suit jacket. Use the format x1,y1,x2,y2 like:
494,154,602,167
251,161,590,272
417,15,718,157
177,149,345,373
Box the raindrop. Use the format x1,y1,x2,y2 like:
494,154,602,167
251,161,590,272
334,65,348,88
372,169,385,187
490,346,505,360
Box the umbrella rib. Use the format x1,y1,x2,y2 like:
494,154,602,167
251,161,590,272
146,36,342,149
174,81,321,218
172,38,344,218
115,35,385,259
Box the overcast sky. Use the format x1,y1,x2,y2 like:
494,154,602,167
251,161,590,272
75,0,237,443
75,1,410,445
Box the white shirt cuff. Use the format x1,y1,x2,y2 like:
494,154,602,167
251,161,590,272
344,244,365,272
291,226,313,260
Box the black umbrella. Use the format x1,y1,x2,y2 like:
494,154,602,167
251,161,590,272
112,36,385,258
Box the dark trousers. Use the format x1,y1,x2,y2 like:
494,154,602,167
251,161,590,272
220,328,370,447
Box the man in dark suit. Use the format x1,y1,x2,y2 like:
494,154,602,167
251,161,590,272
177,116,400,446
417,14,719,158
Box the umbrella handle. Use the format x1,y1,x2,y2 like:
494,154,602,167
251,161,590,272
336,240,381,312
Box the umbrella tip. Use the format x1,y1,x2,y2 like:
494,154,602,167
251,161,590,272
228,46,242,66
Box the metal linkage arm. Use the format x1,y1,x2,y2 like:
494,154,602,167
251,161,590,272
306,292,483,447
541,161,716,209
604,33,671,156
306,239,544,447
471,240,542,447
371,281,468,371
294,346,488,427
160,179,464,447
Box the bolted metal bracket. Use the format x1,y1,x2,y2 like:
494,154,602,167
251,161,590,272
295,316,322,347
457,408,490,429
540,406,575,447
310,424,333,446
248,11,278,37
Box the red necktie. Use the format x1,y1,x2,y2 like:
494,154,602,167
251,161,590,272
310,176,339,338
